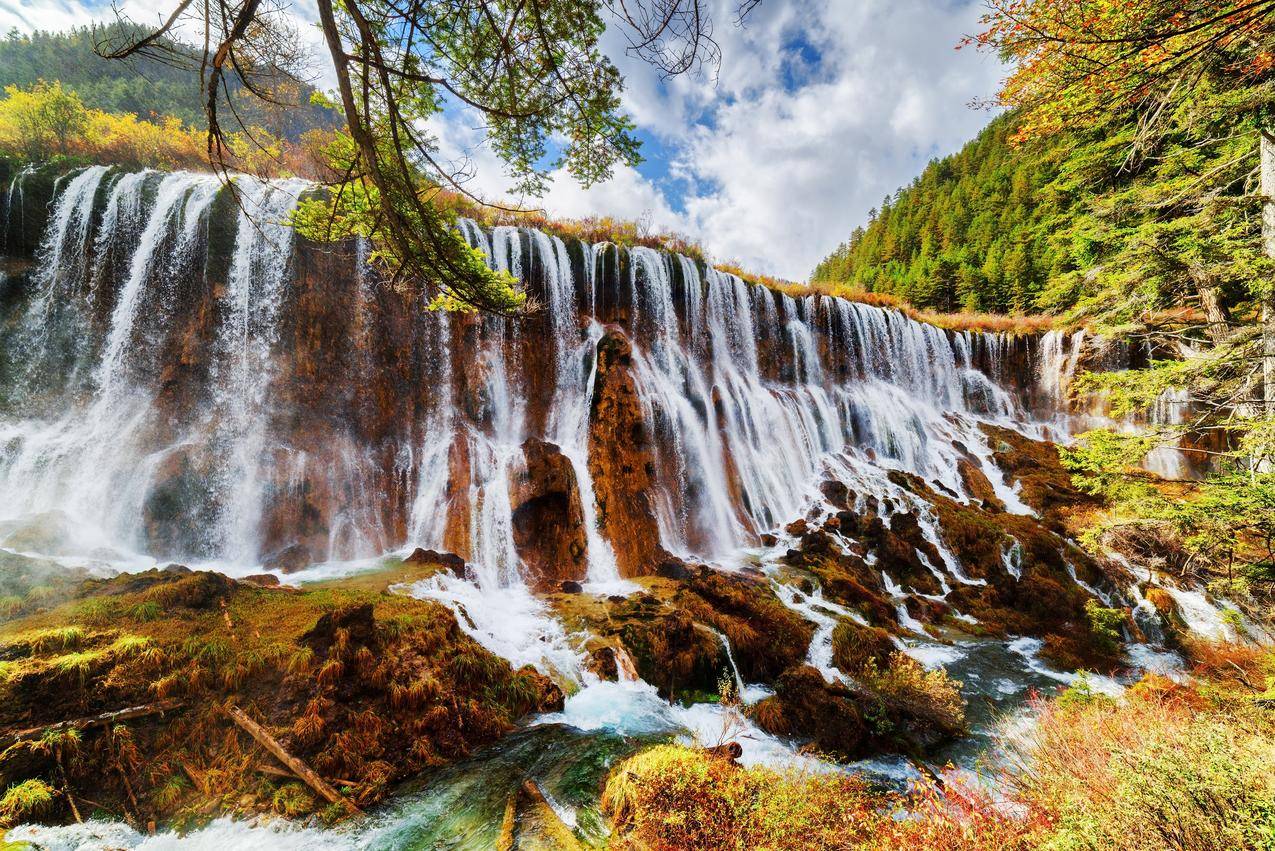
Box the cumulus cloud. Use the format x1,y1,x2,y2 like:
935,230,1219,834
611,0,1005,280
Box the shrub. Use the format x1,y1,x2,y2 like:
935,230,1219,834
1084,600,1126,654
830,620,895,675
1010,682,1275,851
859,652,966,736
0,779,55,827
602,744,1037,850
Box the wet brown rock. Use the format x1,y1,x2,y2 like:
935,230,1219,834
956,458,1005,512
588,328,663,578
509,439,589,592
655,558,691,580
431,436,468,556
784,518,809,537
819,480,850,509
515,665,565,713
263,543,312,574
759,533,778,547
750,666,869,760
980,423,1096,523
865,512,945,598
677,567,814,682
141,448,220,559
241,573,281,587
615,607,723,699
403,548,467,576
587,645,621,681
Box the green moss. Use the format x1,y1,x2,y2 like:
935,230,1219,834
270,783,316,817
0,780,55,827
1084,600,1126,655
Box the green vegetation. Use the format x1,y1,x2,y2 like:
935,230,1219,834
812,113,1072,313
812,94,1270,323
604,646,1275,851
815,0,1274,340
0,25,338,137
0,780,55,828
0,557,559,828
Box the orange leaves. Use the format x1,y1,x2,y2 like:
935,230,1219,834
969,0,1274,139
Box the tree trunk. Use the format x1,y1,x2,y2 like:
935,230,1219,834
1193,271,1232,345
224,705,360,815
1261,129,1275,414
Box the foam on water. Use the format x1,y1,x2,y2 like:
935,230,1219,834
5,817,350,851
404,572,587,687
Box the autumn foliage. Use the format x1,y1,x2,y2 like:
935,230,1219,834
966,0,1275,143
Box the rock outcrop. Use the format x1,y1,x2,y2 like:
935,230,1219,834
587,328,664,578
510,439,589,591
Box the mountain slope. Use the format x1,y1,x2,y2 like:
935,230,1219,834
0,24,339,139
811,113,1079,314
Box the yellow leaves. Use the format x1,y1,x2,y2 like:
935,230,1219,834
0,82,206,168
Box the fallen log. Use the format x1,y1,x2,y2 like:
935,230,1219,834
496,793,517,851
224,705,360,815
0,700,183,749
254,763,361,787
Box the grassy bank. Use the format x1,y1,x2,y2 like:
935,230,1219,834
0,557,561,832
601,642,1275,850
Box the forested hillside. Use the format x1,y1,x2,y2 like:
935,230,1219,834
811,114,1071,313
0,25,339,138
813,83,1269,329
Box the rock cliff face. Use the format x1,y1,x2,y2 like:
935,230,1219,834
587,328,664,577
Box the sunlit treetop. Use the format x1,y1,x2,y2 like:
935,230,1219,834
965,0,1275,144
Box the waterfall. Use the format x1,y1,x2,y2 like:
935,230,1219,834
207,178,308,562
2,170,1067,584
0,173,306,562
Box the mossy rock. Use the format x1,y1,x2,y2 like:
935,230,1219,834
831,620,895,676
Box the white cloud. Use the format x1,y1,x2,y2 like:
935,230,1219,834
5,0,1004,281
441,0,1004,280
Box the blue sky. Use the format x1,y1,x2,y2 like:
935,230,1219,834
0,0,1005,280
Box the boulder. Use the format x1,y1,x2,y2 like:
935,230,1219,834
403,547,467,576
262,543,312,574
655,557,691,580
750,666,869,760
819,480,850,509
510,439,589,591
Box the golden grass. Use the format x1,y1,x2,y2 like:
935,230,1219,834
1006,659,1275,851
605,645,1275,851
602,744,1039,851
